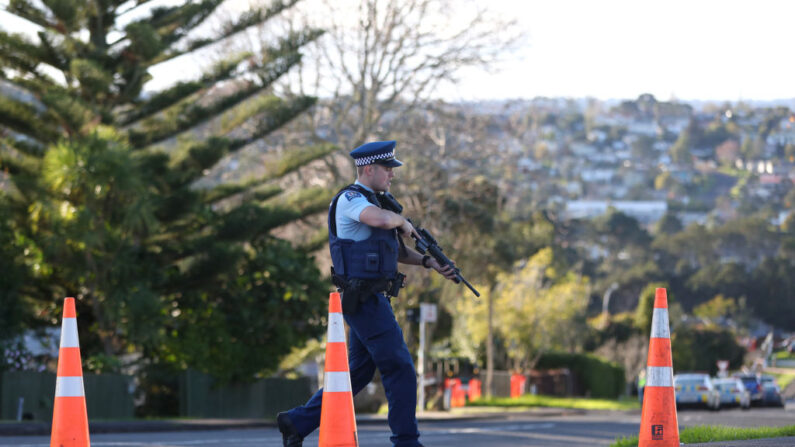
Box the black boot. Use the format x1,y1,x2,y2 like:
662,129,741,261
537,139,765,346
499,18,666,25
276,412,303,447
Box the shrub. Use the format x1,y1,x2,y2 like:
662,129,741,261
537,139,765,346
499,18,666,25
536,351,625,398
672,326,745,375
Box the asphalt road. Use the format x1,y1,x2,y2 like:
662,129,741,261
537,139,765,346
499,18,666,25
0,415,638,447
1,405,792,447
677,404,794,429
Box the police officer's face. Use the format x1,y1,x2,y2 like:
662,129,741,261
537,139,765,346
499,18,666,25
369,164,394,192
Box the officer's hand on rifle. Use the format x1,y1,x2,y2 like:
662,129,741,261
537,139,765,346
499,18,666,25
398,217,420,240
428,258,458,281
374,191,480,298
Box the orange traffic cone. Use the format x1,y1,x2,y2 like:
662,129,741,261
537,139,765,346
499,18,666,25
318,292,358,447
468,378,482,401
510,373,525,399
453,382,466,407
51,297,90,447
638,288,679,447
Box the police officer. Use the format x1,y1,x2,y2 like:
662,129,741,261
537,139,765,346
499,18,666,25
277,141,457,447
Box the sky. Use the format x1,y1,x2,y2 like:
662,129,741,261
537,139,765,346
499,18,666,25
1,0,794,103
445,0,795,102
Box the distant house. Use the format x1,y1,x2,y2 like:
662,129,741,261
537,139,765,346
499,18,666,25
565,181,583,196
580,169,615,183
715,140,740,164
751,186,772,199
588,152,620,164
679,211,709,226
772,210,792,226
653,141,670,152
587,129,608,143
690,146,714,159
772,162,795,175
539,125,559,139
667,169,694,183
627,120,659,137
518,157,543,172
740,160,775,174
759,174,783,185
766,118,795,146
615,148,632,161
564,200,667,224
621,169,649,187
570,142,598,157
660,117,690,134
694,158,717,172
593,115,623,128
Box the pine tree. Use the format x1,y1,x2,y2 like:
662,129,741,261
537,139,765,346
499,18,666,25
0,0,333,381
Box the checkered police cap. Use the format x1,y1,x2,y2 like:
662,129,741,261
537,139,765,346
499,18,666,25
350,140,403,167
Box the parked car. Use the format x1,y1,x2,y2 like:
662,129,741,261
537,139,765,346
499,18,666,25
674,373,721,410
712,377,750,409
760,375,785,407
733,373,764,405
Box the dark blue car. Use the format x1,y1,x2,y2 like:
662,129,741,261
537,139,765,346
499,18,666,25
733,374,763,405
760,375,785,407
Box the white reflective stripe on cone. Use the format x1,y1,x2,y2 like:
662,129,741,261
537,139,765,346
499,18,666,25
55,376,85,397
646,366,673,387
650,308,670,339
324,371,352,392
327,313,346,343
60,318,80,348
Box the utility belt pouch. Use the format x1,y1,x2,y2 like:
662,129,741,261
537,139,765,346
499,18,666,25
386,272,406,298
365,252,380,272
341,278,366,315
330,267,346,291
337,274,403,315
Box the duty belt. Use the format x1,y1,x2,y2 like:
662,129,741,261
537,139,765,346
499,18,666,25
331,268,406,315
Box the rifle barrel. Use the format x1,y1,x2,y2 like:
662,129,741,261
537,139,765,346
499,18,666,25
411,226,479,299
458,275,481,297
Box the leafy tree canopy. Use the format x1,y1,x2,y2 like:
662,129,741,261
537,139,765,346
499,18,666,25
1,0,332,381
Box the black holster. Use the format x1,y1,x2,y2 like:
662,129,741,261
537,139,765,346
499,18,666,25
331,268,406,315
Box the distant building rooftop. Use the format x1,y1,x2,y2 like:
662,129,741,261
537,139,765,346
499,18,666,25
564,200,668,224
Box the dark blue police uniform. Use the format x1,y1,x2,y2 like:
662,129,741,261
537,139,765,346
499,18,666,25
278,141,423,447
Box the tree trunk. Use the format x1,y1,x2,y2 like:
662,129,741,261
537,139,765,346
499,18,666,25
85,251,115,357
485,284,494,398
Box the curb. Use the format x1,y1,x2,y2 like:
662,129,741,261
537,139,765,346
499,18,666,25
685,437,795,446
0,408,577,436
0,420,273,436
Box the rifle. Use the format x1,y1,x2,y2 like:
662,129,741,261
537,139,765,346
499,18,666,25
376,192,481,298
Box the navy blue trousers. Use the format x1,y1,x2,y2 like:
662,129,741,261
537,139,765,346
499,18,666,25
287,293,420,447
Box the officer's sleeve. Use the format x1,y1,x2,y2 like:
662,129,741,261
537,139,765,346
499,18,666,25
338,190,375,223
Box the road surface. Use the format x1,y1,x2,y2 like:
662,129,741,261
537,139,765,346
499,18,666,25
1,405,792,447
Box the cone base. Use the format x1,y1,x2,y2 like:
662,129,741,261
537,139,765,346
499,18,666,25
639,387,679,447
319,391,358,447
51,396,90,447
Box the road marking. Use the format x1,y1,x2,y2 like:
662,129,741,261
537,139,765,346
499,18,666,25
422,422,556,435
425,426,599,444
1,439,279,447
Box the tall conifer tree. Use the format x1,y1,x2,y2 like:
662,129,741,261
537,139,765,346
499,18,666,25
0,0,332,381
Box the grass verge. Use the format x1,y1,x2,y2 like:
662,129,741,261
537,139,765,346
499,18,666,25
610,424,795,446
467,394,640,411
767,371,795,389
773,351,795,361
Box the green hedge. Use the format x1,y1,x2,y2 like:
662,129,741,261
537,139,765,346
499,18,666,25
671,326,744,375
536,352,625,399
